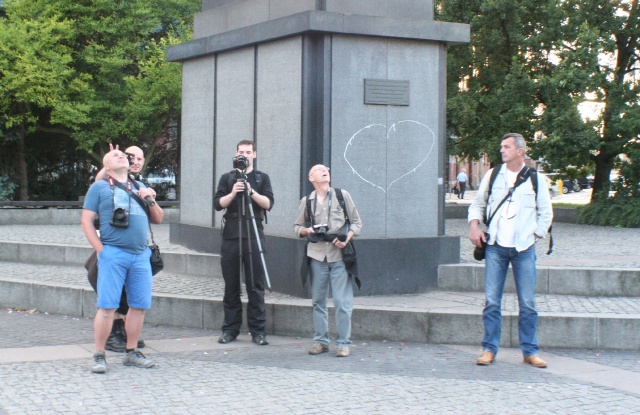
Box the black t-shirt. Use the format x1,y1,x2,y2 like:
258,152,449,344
213,170,274,239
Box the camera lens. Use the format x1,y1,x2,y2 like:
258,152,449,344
233,156,248,170
113,208,126,220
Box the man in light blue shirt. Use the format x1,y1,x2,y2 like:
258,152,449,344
82,149,163,373
456,169,468,199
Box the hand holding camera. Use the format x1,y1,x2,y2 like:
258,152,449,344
231,179,247,197
306,224,349,244
306,224,328,243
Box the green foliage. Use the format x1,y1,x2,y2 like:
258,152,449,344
0,176,16,200
437,0,640,202
0,0,92,135
0,0,199,200
578,195,640,227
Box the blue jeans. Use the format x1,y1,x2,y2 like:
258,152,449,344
310,259,353,347
482,243,539,358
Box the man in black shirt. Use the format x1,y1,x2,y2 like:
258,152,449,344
213,140,274,346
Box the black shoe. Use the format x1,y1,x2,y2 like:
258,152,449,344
105,321,126,353
218,332,237,344
252,334,269,346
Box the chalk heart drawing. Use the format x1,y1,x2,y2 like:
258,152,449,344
344,120,435,193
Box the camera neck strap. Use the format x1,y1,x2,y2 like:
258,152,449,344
311,188,332,227
107,176,132,220
107,177,156,244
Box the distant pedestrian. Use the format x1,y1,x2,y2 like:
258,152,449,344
468,133,553,368
456,169,468,199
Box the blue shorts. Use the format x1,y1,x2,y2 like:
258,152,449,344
96,245,153,310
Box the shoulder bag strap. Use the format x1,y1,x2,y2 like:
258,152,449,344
484,166,532,227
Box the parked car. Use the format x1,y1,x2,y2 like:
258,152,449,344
576,177,594,189
146,172,176,185
539,173,560,197
561,179,581,194
145,171,176,201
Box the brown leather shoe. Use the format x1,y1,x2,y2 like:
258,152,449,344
308,342,329,355
476,350,495,365
524,354,547,368
336,346,350,357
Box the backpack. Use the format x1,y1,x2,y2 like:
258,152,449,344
486,164,553,254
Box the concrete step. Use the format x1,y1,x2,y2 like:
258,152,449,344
0,240,221,278
439,263,640,297
1,261,639,350
4,237,638,298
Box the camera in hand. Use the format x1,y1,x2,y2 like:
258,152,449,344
307,224,328,243
232,155,248,170
110,207,129,228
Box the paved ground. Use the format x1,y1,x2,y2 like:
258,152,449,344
1,308,640,415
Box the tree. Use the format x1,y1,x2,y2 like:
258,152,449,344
437,0,640,202
437,0,549,163
537,0,640,201
0,0,199,200
0,0,91,199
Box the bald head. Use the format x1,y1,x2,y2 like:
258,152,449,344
308,165,331,186
125,146,145,174
103,150,129,174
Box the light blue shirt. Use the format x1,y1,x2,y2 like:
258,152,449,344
456,172,467,182
83,180,149,254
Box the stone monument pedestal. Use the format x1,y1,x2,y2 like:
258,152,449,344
167,0,469,297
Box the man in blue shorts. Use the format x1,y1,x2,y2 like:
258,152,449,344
81,149,164,373
92,145,155,352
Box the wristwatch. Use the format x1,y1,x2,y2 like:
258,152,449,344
250,189,256,196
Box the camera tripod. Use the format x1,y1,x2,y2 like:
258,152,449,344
235,171,272,292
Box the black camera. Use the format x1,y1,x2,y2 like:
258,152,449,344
125,152,135,164
232,155,248,170
110,207,129,228
307,224,328,243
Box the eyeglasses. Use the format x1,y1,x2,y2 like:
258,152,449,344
314,166,330,172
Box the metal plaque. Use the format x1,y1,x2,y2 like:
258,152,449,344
364,79,410,106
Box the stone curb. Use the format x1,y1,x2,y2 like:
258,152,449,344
0,241,221,277
439,264,640,297
1,278,639,350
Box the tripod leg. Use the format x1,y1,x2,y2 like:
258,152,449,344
244,190,256,289
244,190,272,291
238,196,243,286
